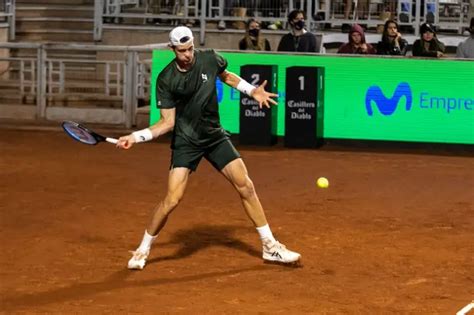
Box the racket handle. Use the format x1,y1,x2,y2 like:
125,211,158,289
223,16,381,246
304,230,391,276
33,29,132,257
106,138,119,144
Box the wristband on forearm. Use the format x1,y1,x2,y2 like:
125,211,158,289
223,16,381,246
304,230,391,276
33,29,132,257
132,128,153,143
236,79,256,96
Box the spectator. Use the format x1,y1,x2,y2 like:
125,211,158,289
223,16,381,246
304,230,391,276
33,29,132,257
277,10,320,53
456,18,474,58
337,24,376,54
239,18,271,51
412,23,445,58
377,20,408,56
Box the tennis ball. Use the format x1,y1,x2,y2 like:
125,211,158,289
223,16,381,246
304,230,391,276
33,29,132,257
317,177,329,188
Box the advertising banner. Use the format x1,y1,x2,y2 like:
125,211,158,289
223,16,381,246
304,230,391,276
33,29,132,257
151,51,473,144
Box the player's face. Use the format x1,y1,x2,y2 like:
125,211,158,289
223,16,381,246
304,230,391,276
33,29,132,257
173,42,195,67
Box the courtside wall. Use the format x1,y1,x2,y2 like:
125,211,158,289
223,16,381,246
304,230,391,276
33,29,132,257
151,51,474,145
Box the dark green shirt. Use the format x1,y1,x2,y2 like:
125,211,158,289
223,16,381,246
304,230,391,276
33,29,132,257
156,49,228,147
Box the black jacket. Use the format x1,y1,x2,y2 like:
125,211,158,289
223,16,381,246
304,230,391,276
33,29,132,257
412,38,446,57
277,32,319,52
377,38,408,55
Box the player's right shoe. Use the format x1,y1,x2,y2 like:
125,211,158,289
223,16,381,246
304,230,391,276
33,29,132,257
262,241,301,265
127,249,149,270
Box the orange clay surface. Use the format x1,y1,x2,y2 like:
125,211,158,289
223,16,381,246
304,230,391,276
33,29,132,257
1,129,473,314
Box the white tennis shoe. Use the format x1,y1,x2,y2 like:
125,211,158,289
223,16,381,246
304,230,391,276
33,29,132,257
262,241,301,264
128,249,149,270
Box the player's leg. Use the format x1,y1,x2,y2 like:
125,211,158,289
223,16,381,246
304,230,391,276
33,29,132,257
220,158,267,227
128,167,191,270
220,158,301,264
207,140,301,264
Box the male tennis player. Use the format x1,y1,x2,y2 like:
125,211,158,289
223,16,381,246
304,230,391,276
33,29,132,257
117,26,301,270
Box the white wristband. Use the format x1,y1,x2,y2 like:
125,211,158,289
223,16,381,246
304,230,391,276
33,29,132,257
132,128,153,143
236,79,256,96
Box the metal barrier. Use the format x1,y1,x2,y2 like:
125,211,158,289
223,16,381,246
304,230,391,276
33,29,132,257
95,0,471,41
0,42,168,127
0,0,15,40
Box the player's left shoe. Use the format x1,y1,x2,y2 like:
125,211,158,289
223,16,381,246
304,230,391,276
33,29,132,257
262,240,301,265
127,249,149,270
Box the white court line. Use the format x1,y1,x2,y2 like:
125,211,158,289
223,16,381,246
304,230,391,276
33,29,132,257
457,301,474,315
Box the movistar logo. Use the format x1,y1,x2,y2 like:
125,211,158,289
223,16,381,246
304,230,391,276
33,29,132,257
365,82,412,116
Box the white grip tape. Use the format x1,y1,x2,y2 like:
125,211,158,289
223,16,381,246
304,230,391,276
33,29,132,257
106,137,119,144
132,128,153,143
236,79,256,96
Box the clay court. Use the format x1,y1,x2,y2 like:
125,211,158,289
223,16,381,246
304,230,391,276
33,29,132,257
1,127,473,314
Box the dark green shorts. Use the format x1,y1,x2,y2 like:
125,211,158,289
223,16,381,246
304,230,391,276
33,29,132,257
171,138,240,172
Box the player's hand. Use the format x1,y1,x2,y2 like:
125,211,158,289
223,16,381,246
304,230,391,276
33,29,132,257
116,134,136,149
251,80,278,109
436,51,444,58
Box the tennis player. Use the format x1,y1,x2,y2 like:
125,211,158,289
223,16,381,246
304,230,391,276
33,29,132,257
117,26,301,270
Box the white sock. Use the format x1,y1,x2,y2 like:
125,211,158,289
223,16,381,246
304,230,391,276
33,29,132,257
256,224,276,244
137,230,157,253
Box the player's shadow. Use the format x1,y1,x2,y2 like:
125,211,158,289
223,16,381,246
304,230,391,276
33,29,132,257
147,224,262,265
0,225,264,312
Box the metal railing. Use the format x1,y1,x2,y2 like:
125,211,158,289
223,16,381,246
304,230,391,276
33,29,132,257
0,42,167,127
0,0,15,40
95,0,471,41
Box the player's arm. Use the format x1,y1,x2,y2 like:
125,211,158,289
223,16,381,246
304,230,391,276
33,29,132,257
116,108,175,150
219,70,278,109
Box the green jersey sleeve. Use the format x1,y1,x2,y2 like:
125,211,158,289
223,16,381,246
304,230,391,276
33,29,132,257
213,50,228,74
156,76,175,109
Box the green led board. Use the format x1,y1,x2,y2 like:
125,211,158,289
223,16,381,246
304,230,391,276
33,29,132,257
151,50,474,144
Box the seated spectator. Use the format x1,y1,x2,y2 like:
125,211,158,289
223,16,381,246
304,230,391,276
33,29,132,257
239,18,271,51
412,23,445,58
337,24,376,54
277,10,320,53
456,18,474,58
377,20,408,56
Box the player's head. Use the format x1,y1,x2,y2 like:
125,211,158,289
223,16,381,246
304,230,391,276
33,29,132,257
469,17,474,34
169,26,195,67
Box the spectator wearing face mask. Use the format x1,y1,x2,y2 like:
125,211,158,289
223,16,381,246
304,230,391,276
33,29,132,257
337,24,376,54
277,10,320,52
412,23,445,58
239,18,271,51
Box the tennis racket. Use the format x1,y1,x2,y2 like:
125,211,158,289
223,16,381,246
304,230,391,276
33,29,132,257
61,120,118,145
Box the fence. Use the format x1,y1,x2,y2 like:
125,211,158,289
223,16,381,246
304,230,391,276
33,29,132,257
96,0,472,42
0,0,15,40
0,42,167,127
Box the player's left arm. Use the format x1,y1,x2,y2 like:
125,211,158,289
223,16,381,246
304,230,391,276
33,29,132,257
218,70,278,109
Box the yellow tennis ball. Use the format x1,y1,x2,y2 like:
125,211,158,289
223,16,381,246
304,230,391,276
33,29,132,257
317,177,329,188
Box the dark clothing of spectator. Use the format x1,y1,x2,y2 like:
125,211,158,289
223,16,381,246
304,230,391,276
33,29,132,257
412,38,445,57
239,37,271,51
377,38,408,55
277,32,319,52
337,24,376,54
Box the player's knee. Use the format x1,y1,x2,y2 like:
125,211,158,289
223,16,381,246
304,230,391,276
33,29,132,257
163,194,182,211
236,178,256,199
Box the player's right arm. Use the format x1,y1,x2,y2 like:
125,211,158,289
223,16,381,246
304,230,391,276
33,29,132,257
116,108,175,150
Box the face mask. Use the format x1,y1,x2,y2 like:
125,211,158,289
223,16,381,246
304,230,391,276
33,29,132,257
248,29,259,37
293,20,305,30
